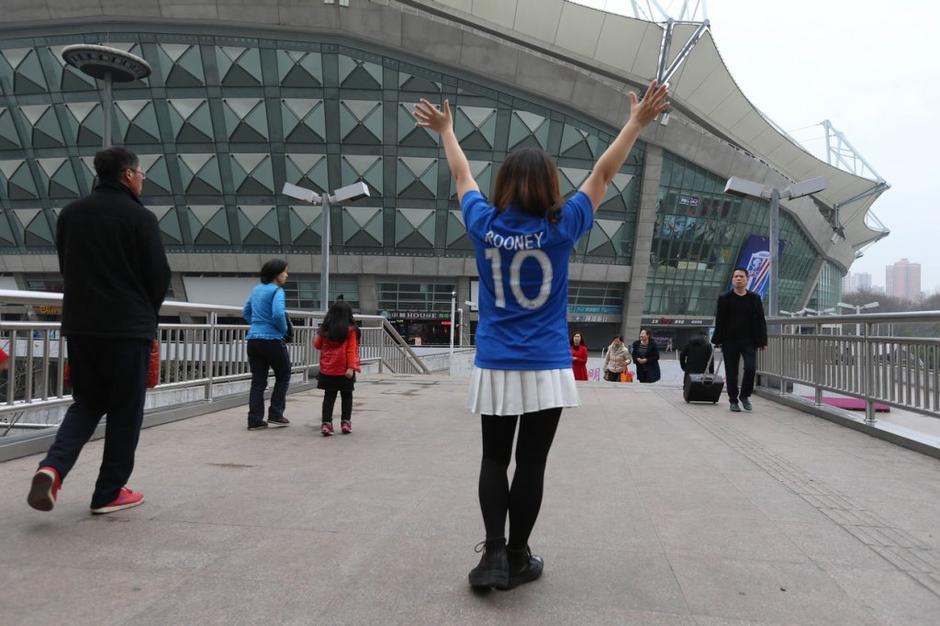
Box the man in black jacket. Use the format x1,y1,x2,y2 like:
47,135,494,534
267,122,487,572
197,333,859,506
711,267,768,412
679,331,713,380
28,147,170,515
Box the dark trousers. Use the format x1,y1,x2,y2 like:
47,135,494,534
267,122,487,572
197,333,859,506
322,389,352,422
40,337,150,508
722,341,757,403
247,339,290,426
479,408,562,549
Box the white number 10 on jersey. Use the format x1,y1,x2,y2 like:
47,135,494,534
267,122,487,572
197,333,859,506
484,248,553,310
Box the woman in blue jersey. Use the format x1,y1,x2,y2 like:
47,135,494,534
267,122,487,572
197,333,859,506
242,259,292,431
414,81,669,590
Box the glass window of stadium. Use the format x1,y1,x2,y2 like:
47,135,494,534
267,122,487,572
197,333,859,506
647,152,820,318
378,281,456,345
282,278,359,311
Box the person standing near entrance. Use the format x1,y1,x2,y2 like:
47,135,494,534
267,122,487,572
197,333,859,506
630,328,661,383
27,147,170,515
711,267,768,412
602,335,631,382
413,80,670,591
570,332,588,381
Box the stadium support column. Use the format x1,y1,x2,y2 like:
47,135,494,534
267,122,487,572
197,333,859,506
621,145,663,342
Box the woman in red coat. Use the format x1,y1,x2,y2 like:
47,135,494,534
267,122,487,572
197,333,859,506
570,333,588,381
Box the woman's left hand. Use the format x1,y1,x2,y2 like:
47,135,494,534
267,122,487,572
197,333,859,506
413,98,453,135
345,368,354,379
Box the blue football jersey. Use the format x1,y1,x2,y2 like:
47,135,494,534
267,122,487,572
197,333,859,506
462,190,593,370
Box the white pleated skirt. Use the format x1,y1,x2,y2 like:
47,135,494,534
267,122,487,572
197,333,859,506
467,367,580,416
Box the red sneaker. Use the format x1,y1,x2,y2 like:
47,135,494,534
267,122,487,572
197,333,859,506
341,420,352,434
90,487,145,515
27,466,62,512
321,422,334,437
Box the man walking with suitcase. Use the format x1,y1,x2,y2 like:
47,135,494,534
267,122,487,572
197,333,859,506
711,267,767,412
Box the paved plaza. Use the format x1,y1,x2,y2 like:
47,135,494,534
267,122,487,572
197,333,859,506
2,374,940,625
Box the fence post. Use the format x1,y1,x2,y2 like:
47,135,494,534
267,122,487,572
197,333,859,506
814,321,823,406
206,312,217,401
863,319,875,424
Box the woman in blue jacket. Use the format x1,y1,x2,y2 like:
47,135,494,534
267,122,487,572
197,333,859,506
631,328,661,383
242,259,291,430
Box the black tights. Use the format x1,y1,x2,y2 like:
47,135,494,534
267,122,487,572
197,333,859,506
322,389,352,422
479,408,562,549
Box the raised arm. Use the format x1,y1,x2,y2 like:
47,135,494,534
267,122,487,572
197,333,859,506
580,81,670,212
413,99,479,201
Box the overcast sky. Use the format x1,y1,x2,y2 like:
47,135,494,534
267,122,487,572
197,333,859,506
576,1,940,293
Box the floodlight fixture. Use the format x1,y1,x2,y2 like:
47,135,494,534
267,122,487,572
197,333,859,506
281,180,370,311
331,181,370,204
724,177,768,199
784,176,826,199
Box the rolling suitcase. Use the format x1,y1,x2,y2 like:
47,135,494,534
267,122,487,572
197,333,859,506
683,351,724,403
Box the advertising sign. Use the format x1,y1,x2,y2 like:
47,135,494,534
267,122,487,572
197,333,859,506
733,235,785,301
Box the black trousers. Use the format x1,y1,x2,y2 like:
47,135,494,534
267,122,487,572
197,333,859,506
322,389,353,422
722,341,757,403
246,339,290,426
40,337,150,508
479,408,562,549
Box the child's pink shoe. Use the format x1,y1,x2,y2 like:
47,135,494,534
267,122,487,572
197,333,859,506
341,420,352,434
321,422,334,437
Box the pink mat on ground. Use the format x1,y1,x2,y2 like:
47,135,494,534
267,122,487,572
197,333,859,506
802,396,890,412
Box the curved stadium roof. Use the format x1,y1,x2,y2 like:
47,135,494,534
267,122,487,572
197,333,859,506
400,0,888,253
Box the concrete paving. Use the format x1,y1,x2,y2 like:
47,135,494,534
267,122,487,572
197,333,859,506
1,374,940,625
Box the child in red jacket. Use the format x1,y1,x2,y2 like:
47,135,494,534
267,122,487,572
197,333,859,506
314,301,361,436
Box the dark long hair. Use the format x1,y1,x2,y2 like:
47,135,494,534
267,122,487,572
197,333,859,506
570,332,587,350
492,148,563,223
319,300,359,342
260,259,288,284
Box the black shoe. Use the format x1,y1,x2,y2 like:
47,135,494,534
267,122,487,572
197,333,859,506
247,422,268,431
740,398,752,411
729,402,741,413
268,415,290,427
468,539,509,590
506,545,544,589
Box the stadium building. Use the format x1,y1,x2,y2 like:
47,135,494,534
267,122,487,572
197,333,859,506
0,0,889,348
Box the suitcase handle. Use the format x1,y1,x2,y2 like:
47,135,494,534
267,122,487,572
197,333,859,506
707,347,725,376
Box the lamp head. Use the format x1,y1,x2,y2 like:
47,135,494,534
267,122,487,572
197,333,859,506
783,176,826,199
724,176,769,199
330,181,370,203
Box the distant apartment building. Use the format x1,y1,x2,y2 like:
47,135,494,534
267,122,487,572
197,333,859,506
842,271,872,293
886,259,922,301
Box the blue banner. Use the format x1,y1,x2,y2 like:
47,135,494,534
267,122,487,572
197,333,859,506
732,235,785,300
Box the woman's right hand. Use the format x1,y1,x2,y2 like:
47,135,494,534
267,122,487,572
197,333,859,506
412,98,453,135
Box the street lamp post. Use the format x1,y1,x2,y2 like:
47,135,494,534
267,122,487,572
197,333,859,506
282,182,370,311
837,300,879,336
724,176,827,317
449,290,456,361
61,44,152,147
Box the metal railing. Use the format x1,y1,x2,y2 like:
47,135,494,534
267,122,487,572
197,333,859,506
0,289,428,433
759,311,940,423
